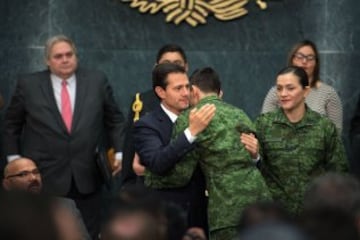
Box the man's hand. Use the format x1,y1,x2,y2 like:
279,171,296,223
108,148,122,176
240,133,259,159
132,152,145,176
188,103,216,136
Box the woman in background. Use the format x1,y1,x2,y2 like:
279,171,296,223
261,40,343,133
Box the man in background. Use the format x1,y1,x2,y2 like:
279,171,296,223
3,35,125,239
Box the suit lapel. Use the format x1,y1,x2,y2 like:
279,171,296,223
155,106,173,142
39,71,68,132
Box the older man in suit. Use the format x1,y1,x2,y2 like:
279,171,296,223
3,35,125,239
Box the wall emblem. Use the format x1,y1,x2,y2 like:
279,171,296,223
121,0,267,27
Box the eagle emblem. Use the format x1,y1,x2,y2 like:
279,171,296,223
121,0,267,27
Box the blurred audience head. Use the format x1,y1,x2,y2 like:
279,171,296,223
303,172,360,215
52,198,87,240
236,221,307,240
102,185,189,240
0,191,59,240
303,172,360,236
298,207,359,240
237,201,292,234
2,158,42,193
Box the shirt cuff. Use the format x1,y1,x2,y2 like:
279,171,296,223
115,152,123,162
184,128,197,143
252,153,261,163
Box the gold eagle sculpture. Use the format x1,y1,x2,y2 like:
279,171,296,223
121,0,267,27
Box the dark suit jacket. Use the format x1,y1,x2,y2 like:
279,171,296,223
133,104,205,209
134,105,194,174
3,68,125,195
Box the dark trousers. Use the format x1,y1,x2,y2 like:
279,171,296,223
188,165,209,237
67,179,102,240
151,164,209,237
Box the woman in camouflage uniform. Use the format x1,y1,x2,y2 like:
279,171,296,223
256,66,348,214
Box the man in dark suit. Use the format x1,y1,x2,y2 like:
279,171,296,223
120,43,189,187
133,63,215,233
3,35,125,239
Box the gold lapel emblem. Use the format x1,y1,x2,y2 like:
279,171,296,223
132,93,143,122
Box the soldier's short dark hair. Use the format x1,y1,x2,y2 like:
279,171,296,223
190,67,221,95
152,63,186,91
277,66,309,88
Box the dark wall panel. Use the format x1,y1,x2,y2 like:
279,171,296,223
1,0,360,163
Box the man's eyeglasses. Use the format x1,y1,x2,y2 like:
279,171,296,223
6,169,40,179
293,53,316,62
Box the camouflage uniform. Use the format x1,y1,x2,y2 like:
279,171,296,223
255,106,348,214
145,96,271,239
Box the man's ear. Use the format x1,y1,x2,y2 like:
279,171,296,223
154,86,166,100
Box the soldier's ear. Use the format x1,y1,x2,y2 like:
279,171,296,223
191,85,200,96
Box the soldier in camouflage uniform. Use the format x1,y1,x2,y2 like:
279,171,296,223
145,67,271,240
255,66,348,214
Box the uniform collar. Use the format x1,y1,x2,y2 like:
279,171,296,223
273,105,318,128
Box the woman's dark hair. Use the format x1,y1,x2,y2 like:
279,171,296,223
277,66,309,88
287,39,320,88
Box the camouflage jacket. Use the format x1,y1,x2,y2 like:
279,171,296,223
255,106,348,214
146,96,271,232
